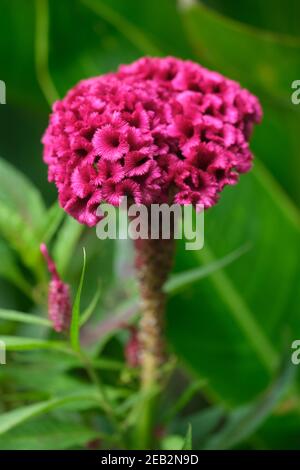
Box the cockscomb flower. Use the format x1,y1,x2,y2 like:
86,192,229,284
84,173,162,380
42,57,262,226
42,57,262,406
40,243,71,333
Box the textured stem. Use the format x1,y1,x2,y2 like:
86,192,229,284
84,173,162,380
134,234,175,449
132,201,176,448
135,236,175,387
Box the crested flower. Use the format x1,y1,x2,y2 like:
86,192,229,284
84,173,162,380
92,124,129,162
42,57,263,428
40,243,71,333
42,57,262,226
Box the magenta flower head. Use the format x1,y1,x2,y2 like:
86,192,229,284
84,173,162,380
40,243,71,333
42,57,262,226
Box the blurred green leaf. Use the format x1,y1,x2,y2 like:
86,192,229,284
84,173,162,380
53,217,84,276
182,423,193,450
39,202,65,245
82,0,192,58
203,359,296,449
0,365,91,396
81,0,160,56
35,0,60,106
200,0,300,38
0,416,100,450
0,336,72,354
256,411,300,450
0,240,32,296
0,309,50,327
165,243,250,295
0,392,101,435
49,0,141,95
175,406,225,446
0,157,48,276
164,379,207,423
0,202,41,273
0,0,46,108
161,434,184,450
0,157,45,230
80,283,101,327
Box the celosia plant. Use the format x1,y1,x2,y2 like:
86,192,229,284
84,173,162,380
42,57,261,447
40,243,71,332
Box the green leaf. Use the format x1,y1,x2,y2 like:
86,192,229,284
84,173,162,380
0,157,45,231
203,359,296,449
0,392,102,435
164,379,207,424
79,283,101,327
175,407,225,447
48,2,139,95
81,0,191,58
255,412,300,450
199,0,300,39
92,357,126,371
182,424,192,450
70,248,86,351
0,1,46,108
0,240,32,297
0,366,94,398
0,417,100,450
161,435,185,450
39,202,65,245
81,0,160,56
0,336,72,354
0,309,51,327
0,201,40,271
164,243,250,295
53,217,84,276
35,0,60,106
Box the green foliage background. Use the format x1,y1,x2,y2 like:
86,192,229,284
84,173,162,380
0,0,300,450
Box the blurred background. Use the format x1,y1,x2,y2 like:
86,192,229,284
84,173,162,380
0,0,300,450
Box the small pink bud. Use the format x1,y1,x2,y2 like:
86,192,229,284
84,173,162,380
40,243,72,332
86,438,102,450
154,425,166,440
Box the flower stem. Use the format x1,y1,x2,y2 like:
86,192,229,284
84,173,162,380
134,235,175,448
